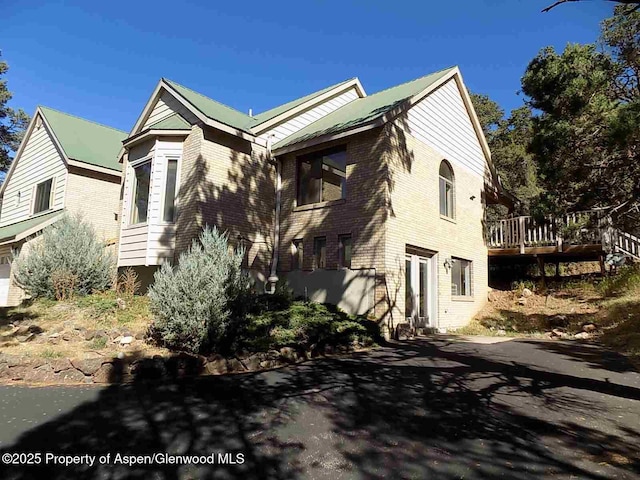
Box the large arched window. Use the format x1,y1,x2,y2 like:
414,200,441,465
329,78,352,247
439,160,455,219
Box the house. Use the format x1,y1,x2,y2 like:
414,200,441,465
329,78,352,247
118,67,511,336
0,106,126,306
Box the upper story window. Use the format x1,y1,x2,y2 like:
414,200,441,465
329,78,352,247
33,179,53,214
130,161,152,225
439,160,455,219
297,146,346,206
162,158,179,223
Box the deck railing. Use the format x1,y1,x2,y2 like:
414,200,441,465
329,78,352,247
616,230,640,258
486,210,604,253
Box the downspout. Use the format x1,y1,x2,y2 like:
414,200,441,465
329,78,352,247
267,135,281,294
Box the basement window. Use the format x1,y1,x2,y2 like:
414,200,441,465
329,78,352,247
292,239,303,270
313,236,326,270
338,234,352,269
297,146,346,206
130,161,152,224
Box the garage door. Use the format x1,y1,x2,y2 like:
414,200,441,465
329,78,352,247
0,262,11,306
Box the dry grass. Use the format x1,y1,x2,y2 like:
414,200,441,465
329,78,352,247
0,291,168,360
462,269,640,369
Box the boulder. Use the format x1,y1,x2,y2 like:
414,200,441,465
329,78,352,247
582,323,597,333
58,368,87,384
93,363,116,383
550,315,569,327
16,333,36,343
71,358,104,376
204,355,227,375
28,325,44,334
574,332,592,340
279,347,297,362
15,325,30,336
23,365,57,383
522,288,534,297
226,358,246,373
84,330,96,341
50,358,73,373
242,354,262,371
120,336,134,345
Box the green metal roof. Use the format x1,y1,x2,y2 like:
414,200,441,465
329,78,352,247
251,78,357,127
0,210,64,243
39,107,127,172
147,113,191,130
163,79,255,133
273,67,456,150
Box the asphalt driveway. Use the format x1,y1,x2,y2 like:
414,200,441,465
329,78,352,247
1,337,639,479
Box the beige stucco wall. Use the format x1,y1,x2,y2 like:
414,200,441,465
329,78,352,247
65,167,121,243
383,118,488,332
174,125,275,282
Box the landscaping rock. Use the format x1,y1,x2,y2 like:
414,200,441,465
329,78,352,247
518,297,527,306
497,329,507,336
575,332,592,340
582,323,598,333
84,330,96,341
71,358,104,376
120,336,133,345
226,358,246,373
116,298,126,310
16,333,36,343
242,354,262,371
134,332,145,340
522,288,534,297
50,358,73,373
58,368,84,383
396,323,412,340
204,355,227,375
166,352,204,378
15,325,30,336
24,365,57,383
93,363,116,383
279,347,297,362
28,325,44,334
551,315,569,327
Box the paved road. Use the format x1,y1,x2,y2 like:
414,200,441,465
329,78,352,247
1,337,640,479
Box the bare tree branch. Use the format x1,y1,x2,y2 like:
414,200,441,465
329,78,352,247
543,0,640,13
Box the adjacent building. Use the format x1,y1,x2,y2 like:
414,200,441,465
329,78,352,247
0,106,125,306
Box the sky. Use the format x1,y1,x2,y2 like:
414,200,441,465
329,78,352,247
2,0,614,133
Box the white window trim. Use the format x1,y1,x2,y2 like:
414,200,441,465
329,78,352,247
31,177,55,216
158,154,181,226
128,157,153,227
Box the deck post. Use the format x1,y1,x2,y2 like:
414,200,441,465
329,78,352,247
556,218,563,253
519,216,526,254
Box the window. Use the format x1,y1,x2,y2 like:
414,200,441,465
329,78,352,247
338,234,352,269
439,161,455,219
297,147,346,206
292,239,303,270
451,258,472,296
313,236,326,269
33,179,53,214
130,161,152,224
162,158,179,222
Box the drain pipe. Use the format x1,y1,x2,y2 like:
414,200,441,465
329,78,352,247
267,135,281,294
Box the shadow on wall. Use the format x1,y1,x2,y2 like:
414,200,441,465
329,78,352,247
1,339,639,479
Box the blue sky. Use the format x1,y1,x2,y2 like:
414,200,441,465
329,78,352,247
3,0,613,133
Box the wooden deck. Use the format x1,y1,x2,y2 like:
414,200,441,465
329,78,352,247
486,210,640,262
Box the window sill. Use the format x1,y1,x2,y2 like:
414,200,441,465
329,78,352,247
452,295,474,302
293,199,345,212
440,215,456,224
125,222,148,229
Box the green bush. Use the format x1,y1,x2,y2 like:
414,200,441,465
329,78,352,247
148,226,250,354
242,301,379,353
13,214,115,299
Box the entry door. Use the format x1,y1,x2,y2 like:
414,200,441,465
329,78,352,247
405,254,436,328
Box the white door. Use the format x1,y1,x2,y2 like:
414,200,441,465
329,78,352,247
405,253,437,328
0,262,11,306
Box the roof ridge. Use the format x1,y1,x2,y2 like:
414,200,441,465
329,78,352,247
38,105,127,134
364,66,457,100
162,78,252,119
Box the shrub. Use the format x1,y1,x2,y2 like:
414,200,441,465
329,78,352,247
242,301,379,353
13,214,115,299
599,264,640,297
117,267,141,300
148,226,250,354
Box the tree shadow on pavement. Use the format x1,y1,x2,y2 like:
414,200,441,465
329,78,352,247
2,339,640,479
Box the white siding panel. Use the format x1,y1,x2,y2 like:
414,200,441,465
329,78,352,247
407,79,487,179
0,117,67,226
142,91,198,129
258,88,359,143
